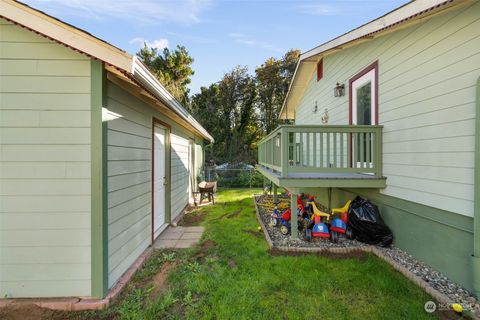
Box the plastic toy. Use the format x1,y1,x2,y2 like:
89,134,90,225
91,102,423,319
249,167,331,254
329,200,354,242
269,204,282,227
305,200,331,241
270,195,305,235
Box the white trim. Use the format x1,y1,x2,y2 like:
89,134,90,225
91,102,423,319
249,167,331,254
351,70,376,170
0,0,213,143
301,0,458,61
132,57,214,143
279,0,465,119
0,0,132,72
351,69,376,126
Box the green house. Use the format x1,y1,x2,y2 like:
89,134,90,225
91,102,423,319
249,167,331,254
0,1,213,299
257,0,480,297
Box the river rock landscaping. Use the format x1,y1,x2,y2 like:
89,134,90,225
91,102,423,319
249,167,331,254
255,193,479,317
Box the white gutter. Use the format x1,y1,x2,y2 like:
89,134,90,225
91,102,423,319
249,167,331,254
301,0,458,61
131,57,214,143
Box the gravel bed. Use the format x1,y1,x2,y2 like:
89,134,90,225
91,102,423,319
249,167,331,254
255,194,368,249
376,246,479,313
255,194,479,315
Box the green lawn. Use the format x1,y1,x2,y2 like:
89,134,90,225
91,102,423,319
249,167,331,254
53,189,437,320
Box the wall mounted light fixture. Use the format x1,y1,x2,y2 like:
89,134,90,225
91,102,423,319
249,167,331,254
334,82,345,97
313,101,318,113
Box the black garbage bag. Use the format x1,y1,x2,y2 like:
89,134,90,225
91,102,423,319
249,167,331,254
348,196,393,247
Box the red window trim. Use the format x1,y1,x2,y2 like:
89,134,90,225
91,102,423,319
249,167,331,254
316,59,323,82
348,60,379,125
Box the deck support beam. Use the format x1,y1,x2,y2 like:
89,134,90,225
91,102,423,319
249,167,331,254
273,184,278,203
290,189,299,239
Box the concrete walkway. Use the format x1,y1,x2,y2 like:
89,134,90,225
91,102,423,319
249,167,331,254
153,226,205,249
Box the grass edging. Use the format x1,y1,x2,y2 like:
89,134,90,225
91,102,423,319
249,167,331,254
252,195,451,306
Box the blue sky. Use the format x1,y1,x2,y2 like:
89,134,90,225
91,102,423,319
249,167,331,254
23,0,406,94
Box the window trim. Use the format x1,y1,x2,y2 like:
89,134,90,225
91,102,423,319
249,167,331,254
348,60,379,125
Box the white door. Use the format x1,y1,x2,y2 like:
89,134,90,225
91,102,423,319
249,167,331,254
153,124,167,239
351,67,376,168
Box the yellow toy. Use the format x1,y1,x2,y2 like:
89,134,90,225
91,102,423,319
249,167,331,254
306,201,331,221
331,200,352,216
304,199,354,242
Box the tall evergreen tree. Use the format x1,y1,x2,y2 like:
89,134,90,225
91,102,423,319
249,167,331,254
137,44,194,105
255,49,300,134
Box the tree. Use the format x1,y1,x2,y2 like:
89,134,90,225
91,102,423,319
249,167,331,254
255,57,283,134
190,84,222,161
191,66,261,164
255,49,300,133
137,44,194,105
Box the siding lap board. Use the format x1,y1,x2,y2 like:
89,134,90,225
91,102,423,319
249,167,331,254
294,2,480,217
105,82,202,288
0,19,92,298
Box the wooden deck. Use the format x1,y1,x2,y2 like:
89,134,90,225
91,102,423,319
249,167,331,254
257,125,386,189
257,165,386,188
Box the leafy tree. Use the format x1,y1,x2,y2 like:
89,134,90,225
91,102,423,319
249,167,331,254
137,44,194,105
255,49,300,133
255,57,283,134
191,66,261,164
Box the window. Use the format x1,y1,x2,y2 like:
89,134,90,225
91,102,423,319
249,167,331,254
316,59,323,81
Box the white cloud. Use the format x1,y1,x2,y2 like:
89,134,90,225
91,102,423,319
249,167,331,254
129,37,169,50
228,33,282,53
24,0,213,25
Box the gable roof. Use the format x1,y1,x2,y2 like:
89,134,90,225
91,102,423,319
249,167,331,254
0,0,214,142
279,0,470,120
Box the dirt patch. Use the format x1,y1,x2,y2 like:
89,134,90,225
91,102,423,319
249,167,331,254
200,240,216,251
195,240,217,260
243,229,263,238
148,261,178,302
178,210,207,226
0,303,49,320
269,248,368,261
228,260,237,269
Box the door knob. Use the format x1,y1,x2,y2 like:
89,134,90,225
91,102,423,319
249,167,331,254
163,177,167,186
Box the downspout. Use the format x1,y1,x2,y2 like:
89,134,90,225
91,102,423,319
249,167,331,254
473,76,480,298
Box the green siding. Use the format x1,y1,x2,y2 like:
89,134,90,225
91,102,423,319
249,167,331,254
91,60,108,298
295,2,480,217
337,188,473,293
170,134,191,220
105,82,204,288
0,19,92,297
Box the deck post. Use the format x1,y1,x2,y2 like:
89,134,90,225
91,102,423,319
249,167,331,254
273,184,278,203
375,127,383,177
281,127,289,177
290,189,299,239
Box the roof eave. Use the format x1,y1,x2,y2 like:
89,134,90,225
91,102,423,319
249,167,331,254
0,0,132,72
131,58,214,143
279,0,468,121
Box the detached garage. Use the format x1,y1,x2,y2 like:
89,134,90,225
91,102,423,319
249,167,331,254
0,0,213,301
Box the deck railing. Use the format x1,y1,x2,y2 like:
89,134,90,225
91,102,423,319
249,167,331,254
258,125,383,177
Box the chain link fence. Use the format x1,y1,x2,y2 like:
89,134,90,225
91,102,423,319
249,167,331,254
204,167,264,188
